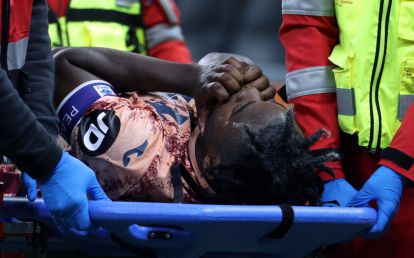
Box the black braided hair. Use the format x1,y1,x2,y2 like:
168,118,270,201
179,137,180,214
204,107,338,205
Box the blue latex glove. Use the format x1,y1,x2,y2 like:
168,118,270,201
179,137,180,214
321,178,358,207
22,172,38,202
39,152,110,233
347,166,405,237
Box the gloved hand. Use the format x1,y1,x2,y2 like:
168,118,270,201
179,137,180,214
22,172,38,202
39,152,110,233
321,178,357,207
347,166,406,237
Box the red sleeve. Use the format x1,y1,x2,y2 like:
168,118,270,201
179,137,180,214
280,13,343,181
142,0,181,27
142,0,192,63
379,103,414,182
280,15,339,72
47,0,70,17
148,40,192,63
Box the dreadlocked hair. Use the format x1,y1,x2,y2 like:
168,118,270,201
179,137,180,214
204,106,339,206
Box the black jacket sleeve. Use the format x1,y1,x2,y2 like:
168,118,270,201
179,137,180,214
21,0,59,138
0,0,62,180
0,69,62,180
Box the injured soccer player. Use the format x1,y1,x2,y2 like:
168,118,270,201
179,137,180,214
53,48,337,205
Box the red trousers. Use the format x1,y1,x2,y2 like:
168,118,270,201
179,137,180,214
325,134,414,258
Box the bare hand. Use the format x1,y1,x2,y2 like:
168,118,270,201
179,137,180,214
194,57,274,133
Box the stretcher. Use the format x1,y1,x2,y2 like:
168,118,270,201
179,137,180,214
0,197,376,258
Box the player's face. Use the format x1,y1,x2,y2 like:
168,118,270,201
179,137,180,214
201,86,290,161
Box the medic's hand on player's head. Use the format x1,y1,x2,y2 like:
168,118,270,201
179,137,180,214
194,57,275,133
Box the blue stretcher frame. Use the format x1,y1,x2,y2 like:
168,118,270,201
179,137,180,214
0,197,376,258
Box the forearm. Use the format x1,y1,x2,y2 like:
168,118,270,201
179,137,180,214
281,1,342,180
22,0,59,137
55,47,201,96
0,70,62,180
379,103,414,182
290,94,344,180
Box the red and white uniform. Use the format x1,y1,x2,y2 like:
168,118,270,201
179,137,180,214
0,0,32,70
141,0,192,63
280,1,414,257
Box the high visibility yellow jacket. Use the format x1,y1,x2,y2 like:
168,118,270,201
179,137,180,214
48,0,192,63
281,0,414,182
49,0,147,53
329,0,413,151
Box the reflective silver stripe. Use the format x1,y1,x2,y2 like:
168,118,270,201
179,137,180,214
146,24,184,49
0,38,29,70
336,88,356,116
286,66,336,100
398,95,414,120
158,0,178,24
282,0,335,16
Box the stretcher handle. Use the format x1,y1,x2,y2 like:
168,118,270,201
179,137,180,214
1,198,194,246
108,225,193,257
127,224,192,241
105,224,194,249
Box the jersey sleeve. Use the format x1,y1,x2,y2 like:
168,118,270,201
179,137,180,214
280,0,343,180
142,0,192,63
379,103,414,182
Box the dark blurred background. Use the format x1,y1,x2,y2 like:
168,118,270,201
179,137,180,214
175,0,286,83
